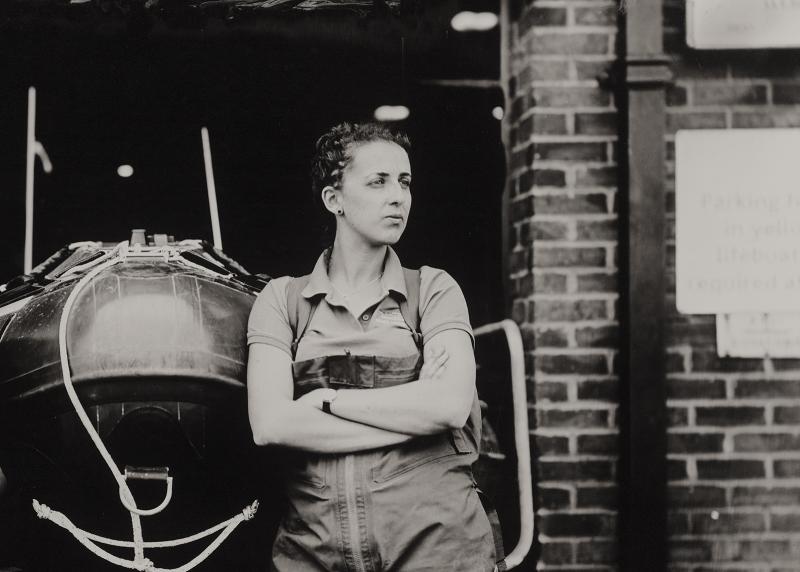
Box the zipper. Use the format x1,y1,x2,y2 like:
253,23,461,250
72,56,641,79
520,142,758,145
344,454,368,572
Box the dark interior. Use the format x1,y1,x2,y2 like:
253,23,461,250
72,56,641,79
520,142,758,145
0,0,505,325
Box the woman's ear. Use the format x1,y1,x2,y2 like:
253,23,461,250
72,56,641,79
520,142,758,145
321,185,342,216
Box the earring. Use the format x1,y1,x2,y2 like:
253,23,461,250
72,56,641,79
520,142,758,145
337,208,344,215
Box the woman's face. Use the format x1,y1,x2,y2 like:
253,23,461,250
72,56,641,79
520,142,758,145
335,140,412,247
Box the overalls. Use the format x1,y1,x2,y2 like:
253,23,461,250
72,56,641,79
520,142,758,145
271,350,498,572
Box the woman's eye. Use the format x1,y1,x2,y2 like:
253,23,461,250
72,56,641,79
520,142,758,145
400,179,411,189
370,178,385,186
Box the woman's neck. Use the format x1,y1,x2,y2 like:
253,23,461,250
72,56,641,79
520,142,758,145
328,235,387,291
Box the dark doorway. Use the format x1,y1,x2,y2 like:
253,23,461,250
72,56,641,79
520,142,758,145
0,0,504,326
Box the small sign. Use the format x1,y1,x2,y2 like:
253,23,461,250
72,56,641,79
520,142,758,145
676,129,800,314
687,0,800,49
717,313,800,358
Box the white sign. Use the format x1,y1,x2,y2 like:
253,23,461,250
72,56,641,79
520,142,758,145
687,0,800,49
717,313,800,358
676,129,800,313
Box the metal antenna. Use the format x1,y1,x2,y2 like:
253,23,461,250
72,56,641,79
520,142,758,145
201,127,223,250
24,86,53,275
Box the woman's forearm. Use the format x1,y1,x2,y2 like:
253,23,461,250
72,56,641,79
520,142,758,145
328,377,473,436
252,400,415,453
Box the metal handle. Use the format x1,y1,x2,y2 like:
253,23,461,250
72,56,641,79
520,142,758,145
474,319,534,570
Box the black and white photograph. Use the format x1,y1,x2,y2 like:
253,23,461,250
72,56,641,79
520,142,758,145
2,1,800,571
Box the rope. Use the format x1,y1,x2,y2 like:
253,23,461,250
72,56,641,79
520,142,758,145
32,241,259,571
33,500,259,572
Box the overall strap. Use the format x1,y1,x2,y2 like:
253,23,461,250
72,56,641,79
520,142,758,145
400,267,422,349
286,275,319,360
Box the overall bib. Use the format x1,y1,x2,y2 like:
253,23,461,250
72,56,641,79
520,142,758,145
271,351,497,572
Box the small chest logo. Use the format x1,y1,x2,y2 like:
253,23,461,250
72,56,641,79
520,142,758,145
374,307,407,326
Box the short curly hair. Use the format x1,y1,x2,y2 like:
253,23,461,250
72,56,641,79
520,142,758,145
310,122,412,201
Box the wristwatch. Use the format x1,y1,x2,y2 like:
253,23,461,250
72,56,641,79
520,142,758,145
322,388,338,414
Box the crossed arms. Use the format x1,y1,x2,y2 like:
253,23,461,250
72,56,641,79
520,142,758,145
246,329,476,454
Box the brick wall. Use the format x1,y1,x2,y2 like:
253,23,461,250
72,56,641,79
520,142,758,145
507,1,621,569
663,2,800,571
508,1,800,570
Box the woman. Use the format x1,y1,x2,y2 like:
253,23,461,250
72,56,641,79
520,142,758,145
247,122,500,571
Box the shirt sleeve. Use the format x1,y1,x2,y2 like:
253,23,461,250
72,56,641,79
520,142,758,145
247,276,294,356
418,266,474,347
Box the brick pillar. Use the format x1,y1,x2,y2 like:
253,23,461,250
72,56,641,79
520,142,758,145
507,2,621,569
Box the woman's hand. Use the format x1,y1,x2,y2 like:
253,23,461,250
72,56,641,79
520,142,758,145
419,344,449,380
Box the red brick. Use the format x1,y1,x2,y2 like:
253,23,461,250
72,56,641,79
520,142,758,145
733,110,800,129
537,353,610,375
539,541,573,564
574,5,618,26
577,433,618,455
577,486,619,509
510,196,533,222
533,246,607,268
669,459,688,481
533,326,570,347
575,112,617,135
532,299,607,321
537,487,571,510
525,60,571,82
511,299,527,323
513,274,535,297
695,406,766,427
670,55,729,79
574,59,614,81
533,193,608,215
772,358,800,371
775,406,800,424
531,113,569,135
576,540,617,564
510,248,530,273
576,272,617,293
575,325,619,348
666,320,717,347
669,540,712,562
737,540,796,561
735,379,800,398
539,513,617,537
691,351,764,373
530,86,614,109
528,168,566,187
576,219,617,241
575,166,617,187
535,381,569,402
533,435,571,456
730,53,800,78
732,486,800,507
667,433,724,454
692,83,767,106
775,460,800,478
577,379,619,402
539,408,610,428
523,7,568,28
534,272,569,293
668,407,689,427
773,83,800,104
696,460,766,480
666,112,726,133
667,378,726,400
666,85,688,106
668,485,727,508
530,220,570,241
529,32,611,56
772,513,800,532
734,433,800,452
691,512,765,534
538,459,614,482
533,141,607,162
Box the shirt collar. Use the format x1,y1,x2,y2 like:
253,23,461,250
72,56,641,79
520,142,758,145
300,246,408,301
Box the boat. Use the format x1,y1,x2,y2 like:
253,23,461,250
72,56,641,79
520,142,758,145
0,232,277,571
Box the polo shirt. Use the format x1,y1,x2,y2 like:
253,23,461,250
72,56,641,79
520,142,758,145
247,247,473,362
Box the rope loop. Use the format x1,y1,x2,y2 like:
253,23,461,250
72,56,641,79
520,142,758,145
242,500,259,521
